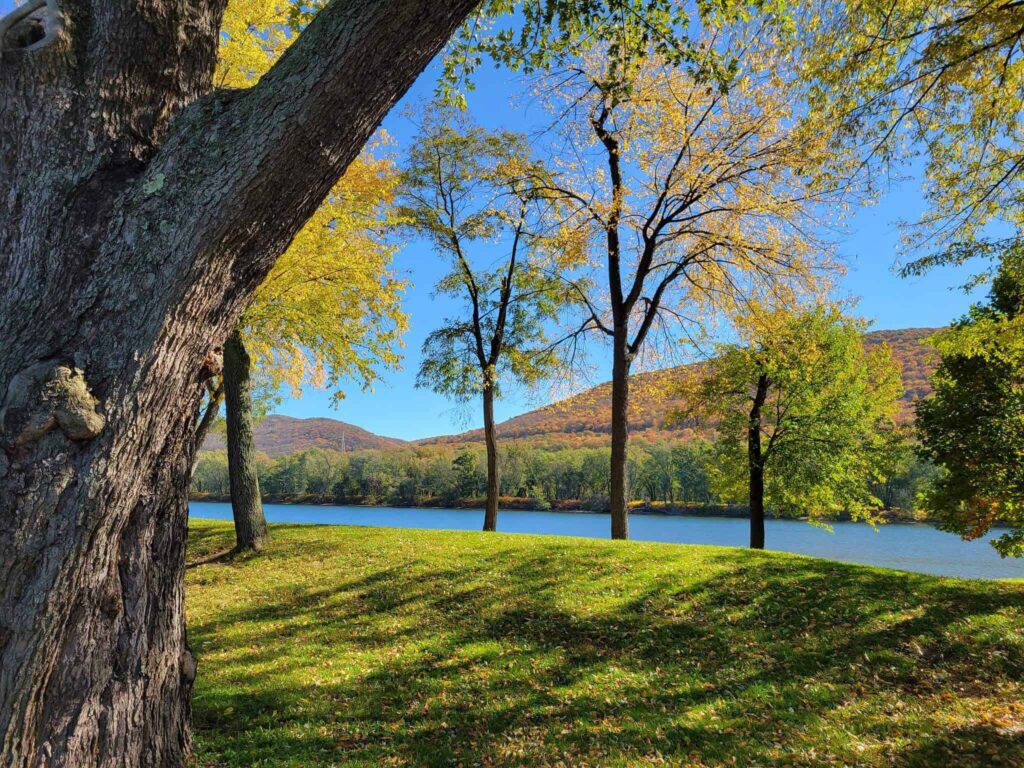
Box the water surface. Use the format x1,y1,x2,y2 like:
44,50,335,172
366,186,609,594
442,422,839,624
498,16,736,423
189,502,1024,580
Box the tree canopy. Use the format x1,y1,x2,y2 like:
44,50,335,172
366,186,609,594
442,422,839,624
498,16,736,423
397,114,566,404
806,0,1024,275
541,38,848,369
683,304,904,529
440,0,793,105
241,149,407,406
916,253,1024,556
216,0,407,408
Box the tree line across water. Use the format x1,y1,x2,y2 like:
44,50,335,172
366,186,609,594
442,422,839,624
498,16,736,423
192,435,937,520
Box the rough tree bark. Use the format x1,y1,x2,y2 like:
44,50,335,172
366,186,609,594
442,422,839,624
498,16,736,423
482,382,499,532
747,372,770,550
0,1,479,766
223,330,268,551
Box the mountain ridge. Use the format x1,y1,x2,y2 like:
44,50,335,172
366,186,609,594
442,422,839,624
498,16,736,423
202,327,940,455
421,327,940,447
201,415,408,457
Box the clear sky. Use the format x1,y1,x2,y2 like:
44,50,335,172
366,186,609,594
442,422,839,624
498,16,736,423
274,59,982,441
4,1,982,440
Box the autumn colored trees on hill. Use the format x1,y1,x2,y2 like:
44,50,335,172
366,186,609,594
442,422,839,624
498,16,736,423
417,328,939,447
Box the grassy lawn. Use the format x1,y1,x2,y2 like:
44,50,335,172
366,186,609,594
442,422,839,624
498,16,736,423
186,520,1024,767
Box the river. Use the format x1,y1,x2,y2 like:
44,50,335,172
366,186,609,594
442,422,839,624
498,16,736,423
189,502,1024,580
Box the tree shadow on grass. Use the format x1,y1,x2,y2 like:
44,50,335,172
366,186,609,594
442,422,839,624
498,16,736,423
186,522,350,567
890,724,1024,768
186,519,235,560
187,532,1024,767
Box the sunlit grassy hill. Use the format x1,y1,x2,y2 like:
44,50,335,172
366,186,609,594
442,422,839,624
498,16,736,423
425,327,940,447
187,520,1023,767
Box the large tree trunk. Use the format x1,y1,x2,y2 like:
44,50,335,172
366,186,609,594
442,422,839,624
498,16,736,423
482,382,499,532
0,2,478,766
748,372,770,550
223,330,268,551
609,330,632,540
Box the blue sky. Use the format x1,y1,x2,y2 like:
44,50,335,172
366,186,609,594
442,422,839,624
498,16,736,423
278,60,981,440
4,2,982,439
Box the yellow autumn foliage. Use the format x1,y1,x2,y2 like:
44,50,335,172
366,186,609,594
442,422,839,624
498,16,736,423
537,36,851,375
216,0,405,401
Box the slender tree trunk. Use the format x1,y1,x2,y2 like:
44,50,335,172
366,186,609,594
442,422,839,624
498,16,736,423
0,2,478,765
482,382,500,531
748,372,770,549
749,458,766,550
609,330,632,539
193,379,224,456
223,330,268,551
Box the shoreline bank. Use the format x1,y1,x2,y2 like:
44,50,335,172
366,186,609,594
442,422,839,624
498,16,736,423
189,493,934,525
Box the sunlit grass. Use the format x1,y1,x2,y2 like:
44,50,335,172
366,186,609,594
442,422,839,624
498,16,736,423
187,520,1024,767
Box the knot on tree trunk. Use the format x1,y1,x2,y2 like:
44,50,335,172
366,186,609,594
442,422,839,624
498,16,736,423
199,346,224,381
1,362,106,448
180,646,198,686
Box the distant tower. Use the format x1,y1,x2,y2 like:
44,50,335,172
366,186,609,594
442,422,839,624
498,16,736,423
341,431,346,452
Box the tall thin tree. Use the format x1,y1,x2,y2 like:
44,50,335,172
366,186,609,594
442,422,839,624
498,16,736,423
534,39,850,538
399,115,565,530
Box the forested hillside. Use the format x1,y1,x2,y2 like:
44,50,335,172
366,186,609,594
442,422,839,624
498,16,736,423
200,328,938,454
427,327,940,447
202,415,407,457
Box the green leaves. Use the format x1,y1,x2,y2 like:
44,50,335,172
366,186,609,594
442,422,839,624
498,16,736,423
398,111,570,405
683,304,904,522
437,0,787,104
917,253,1024,556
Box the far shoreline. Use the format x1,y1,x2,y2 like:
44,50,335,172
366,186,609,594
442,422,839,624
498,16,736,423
189,494,939,526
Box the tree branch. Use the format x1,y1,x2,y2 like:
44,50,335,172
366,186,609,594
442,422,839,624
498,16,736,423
193,379,224,455
141,0,481,316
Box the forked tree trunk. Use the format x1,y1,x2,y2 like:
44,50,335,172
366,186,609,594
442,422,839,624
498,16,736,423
747,372,770,550
482,382,499,531
0,2,478,766
223,330,268,551
609,331,632,540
